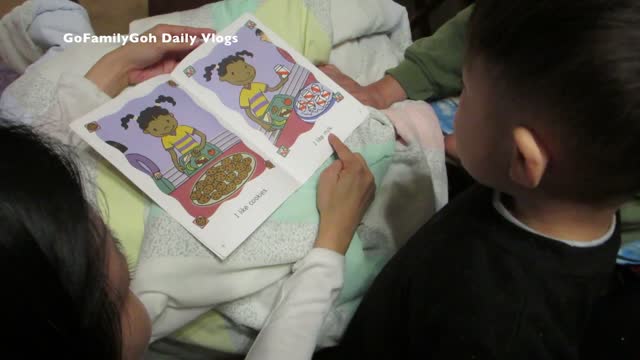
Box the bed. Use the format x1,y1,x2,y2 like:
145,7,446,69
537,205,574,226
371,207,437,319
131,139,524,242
147,0,472,37
0,1,455,358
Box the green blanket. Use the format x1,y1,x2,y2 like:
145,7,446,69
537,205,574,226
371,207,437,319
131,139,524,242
98,0,394,352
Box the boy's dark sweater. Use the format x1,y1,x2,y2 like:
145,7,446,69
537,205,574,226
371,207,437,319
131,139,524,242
316,185,620,360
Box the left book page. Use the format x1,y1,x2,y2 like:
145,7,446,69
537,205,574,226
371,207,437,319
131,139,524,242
70,75,298,259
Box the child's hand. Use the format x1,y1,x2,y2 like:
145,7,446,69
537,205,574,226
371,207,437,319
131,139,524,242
319,65,406,110
86,25,214,97
315,134,376,254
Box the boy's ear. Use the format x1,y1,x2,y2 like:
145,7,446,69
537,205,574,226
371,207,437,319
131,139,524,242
509,126,548,189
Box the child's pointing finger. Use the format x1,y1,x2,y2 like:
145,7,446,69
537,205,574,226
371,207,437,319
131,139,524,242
328,134,353,164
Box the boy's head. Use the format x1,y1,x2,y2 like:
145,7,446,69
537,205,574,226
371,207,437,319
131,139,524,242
456,0,640,204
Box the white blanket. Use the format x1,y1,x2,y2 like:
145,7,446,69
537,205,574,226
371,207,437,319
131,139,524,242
128,0,445,352
329,0,412,85
0,0,448,352
0,0,93,73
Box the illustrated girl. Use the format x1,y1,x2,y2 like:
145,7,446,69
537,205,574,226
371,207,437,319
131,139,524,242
121,96,207,173
204,51,288,131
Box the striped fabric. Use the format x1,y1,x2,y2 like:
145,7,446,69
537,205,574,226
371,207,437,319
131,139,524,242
249,91,269,118
174,134,199,155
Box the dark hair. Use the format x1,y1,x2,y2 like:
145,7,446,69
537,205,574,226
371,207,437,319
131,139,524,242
106,140,128,153
216,50,254,78
255,29,264,36
120,114,134,130
155,95,176,106
0,119,122,358
121,96,175,130
204,64,216,81
121,106,171,131
467,0,640,201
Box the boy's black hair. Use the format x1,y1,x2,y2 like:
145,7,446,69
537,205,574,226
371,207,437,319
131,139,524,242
467,0,640,201
255,29,264,36
0,119,122,358
121,106,171,131
203,51,255,82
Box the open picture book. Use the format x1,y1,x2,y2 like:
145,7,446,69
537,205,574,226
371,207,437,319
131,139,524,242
70,15,369,259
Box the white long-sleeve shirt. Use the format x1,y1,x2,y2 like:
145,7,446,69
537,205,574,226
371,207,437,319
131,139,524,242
246,248,345,360
34,72,345,360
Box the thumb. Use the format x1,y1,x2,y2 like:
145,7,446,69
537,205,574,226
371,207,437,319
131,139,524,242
156,38,202,55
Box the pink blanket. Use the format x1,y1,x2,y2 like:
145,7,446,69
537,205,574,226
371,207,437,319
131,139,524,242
383,100,444,152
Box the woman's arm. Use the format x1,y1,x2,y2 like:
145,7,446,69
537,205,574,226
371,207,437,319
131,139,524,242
34,24,213,146
246,135,375,360
319,5,472,109
245,248,345,360
86,24,213,97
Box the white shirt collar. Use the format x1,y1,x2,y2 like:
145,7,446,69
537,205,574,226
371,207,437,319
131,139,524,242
492,192,615,248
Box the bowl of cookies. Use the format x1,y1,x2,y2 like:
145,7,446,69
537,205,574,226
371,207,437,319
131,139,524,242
190,152,256,206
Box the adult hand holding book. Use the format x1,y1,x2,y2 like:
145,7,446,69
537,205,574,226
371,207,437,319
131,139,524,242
86,24,215,97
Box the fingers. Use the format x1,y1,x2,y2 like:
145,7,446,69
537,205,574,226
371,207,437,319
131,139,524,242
149,24,215,37
328,135,372,175
147,24,216,53
156,38,200,53
354,153,369,173
320,160,343,182
328,134,353,162
352,153,373,182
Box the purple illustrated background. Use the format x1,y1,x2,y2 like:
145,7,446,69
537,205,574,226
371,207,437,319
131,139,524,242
192,26,295,129
95,83,228,172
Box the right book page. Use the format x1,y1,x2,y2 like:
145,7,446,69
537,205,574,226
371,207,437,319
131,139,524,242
172,14,369,184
